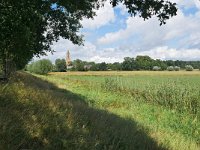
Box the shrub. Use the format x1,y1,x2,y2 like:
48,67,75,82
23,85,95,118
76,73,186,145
152,66,161,71
167,66,174,71
174,66,180,71
55,59,66,72
27,59,53,74
185,65,193,71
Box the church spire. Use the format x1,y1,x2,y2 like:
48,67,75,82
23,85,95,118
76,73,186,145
66,50,71,66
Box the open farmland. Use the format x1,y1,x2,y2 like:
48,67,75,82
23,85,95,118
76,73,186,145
0,71,199,150
50,71,200,116
39,71,200,149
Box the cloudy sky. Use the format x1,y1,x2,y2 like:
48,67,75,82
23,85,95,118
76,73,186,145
39,0,200,63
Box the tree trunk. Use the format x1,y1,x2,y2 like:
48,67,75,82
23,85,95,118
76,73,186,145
1,49,17,80
2,57,7,79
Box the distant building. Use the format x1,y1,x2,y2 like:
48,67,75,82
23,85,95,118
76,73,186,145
66,50,71,66
66,50,73,69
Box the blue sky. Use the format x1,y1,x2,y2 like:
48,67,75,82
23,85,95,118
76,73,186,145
39,0,200,63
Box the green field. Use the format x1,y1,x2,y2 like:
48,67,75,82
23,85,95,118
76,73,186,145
0,71,200,149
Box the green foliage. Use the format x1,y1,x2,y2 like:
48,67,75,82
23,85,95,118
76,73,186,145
153,59,167,70
0,0,98,71
167,66,174,71
0,63,3,76
166,60,200,69
167,66,180,71
55,59,66,72
185,65,194,71
73,59,85,71
174,66,180,71
99,62,108,71
122,57,135,71
153,66,161,71
108,62,122,71
52,55,200,72
27,59,53,74
70,60,109,71
135,56,153,70
90,63,99,71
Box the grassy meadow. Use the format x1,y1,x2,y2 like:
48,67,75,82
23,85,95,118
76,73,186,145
0,71,199,149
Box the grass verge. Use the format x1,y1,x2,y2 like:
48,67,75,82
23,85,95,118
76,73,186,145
0,72,167,150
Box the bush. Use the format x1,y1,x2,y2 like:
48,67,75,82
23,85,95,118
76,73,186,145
167,66,174,71
55,59,66,72
152,66,161,71
27,59,53,74
185,65,193,71
174,66,180,71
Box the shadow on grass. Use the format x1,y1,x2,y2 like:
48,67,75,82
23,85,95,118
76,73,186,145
0,72,167,150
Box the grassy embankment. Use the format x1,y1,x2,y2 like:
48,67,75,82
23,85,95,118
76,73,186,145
0,71,199,149
0,72,166,150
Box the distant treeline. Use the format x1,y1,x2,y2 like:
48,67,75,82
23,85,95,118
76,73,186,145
59,56,200,71
25,55,200,74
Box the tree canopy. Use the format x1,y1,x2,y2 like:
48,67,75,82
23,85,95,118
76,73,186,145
55,59,66,72
26,59,53,75
27,56,200,73
0,0,177,77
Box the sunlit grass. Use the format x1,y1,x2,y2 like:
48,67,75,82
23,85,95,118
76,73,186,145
0,72,171,149
37,71,200,149
1,71,199,149
46,72,200,118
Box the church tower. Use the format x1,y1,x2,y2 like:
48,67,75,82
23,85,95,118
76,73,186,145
66,50,72,67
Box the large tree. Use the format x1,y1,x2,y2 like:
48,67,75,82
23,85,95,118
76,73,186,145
55,59,66,72
135,55,153,70
0,0,177,77
122,57,136,70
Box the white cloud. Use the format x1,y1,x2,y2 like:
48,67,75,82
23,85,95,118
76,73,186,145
81,1,115,29
194,0,200,9
97,4,200,51
136,46,200,61
89,56,122,63
40,0,200,63
171,0,196,8
37,37,200,63
36,39,129,63
97,15,160,46
35,39,96,63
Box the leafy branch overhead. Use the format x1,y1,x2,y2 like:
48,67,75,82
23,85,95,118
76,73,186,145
111,0,177,25
0,0,177,76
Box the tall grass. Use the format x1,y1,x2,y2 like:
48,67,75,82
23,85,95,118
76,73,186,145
100,77,200,117
39,72,200,149
0,72,168,150
49,74,200,118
